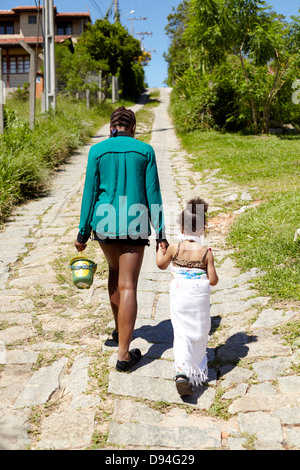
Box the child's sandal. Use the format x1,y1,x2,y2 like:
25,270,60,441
175,373,194,396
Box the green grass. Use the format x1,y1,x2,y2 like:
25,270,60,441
0,94,133,225
180,131,300,195
176,129,300,302
229,191,300,300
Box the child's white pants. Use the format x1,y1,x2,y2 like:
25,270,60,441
170,276,211,385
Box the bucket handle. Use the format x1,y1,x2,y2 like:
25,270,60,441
70,263,97,271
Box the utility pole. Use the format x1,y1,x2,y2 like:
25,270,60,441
114,0,120,22
128,17,147,36
43,0,56,112
136,32,153,50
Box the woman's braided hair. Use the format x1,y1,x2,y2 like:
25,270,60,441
110,106,136,130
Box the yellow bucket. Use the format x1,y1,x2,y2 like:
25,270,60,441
70,256,97,289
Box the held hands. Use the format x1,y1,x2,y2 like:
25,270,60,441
156,240,169,255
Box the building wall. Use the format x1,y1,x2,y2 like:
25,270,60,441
3,73,28,88
69,19,84,36
19,13,39,37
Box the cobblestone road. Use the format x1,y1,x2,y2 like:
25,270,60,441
0,88,299,450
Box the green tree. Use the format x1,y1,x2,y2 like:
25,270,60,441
79,19,145,98
166,0,300,133
164,1,190,86
222,0,300,132
56,41,103,95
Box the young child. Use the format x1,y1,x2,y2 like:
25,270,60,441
156,197,218,396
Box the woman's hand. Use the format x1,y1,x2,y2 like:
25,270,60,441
74,241,87,252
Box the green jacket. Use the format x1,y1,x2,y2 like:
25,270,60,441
77,133,166,243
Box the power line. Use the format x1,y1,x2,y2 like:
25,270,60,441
98,0,107,10
90,0,103,17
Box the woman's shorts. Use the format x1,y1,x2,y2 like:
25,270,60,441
93,231,150,246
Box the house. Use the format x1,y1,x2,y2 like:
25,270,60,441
0,5,91,89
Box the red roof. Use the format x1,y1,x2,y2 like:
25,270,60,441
56,13,91,18
0,35,72,46
11,5,57,12
0,6,91,19
0,10,16,15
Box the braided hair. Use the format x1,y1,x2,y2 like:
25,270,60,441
110,106,136,135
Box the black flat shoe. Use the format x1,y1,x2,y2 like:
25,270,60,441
175,373,194,396
112,329,118,343
116,348,141,372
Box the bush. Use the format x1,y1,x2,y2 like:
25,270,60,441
170,89,213,133
12,82,30,101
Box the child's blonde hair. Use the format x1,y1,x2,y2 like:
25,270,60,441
179,197,209,235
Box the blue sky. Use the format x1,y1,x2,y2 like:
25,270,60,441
3,1,300,87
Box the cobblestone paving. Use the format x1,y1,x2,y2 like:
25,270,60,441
0,89,299,450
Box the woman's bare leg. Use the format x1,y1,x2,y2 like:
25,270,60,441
98,244,120,332
117,245,144,361
99,243,145,361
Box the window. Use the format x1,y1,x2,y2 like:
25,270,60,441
10,57,16,74
24,57,30,73
17,57,23,73
2,57,7,74
0,22,14,34
5,56,30,74
28,16,37,24
57,21,72,35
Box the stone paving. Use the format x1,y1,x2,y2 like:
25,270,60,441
0,88,299,450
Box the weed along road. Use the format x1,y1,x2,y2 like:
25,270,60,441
0,88,299,451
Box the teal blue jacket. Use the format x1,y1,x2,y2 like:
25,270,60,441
77,133,166,243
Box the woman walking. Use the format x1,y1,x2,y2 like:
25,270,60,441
75,106,168,372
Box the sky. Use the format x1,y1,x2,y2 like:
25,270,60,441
3,0,300,88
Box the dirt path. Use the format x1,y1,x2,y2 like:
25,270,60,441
0,88,299,451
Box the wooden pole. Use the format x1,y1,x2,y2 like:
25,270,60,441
19,41,36,130
112,75,116,104
114,0,120,22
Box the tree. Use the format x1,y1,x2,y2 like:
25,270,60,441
78,20,145,99
166,0,300,133
164,1,190,86
55,41,103,95
222,0,300,132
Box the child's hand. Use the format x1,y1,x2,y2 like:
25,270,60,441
156,241,173,269
156,240,169,255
